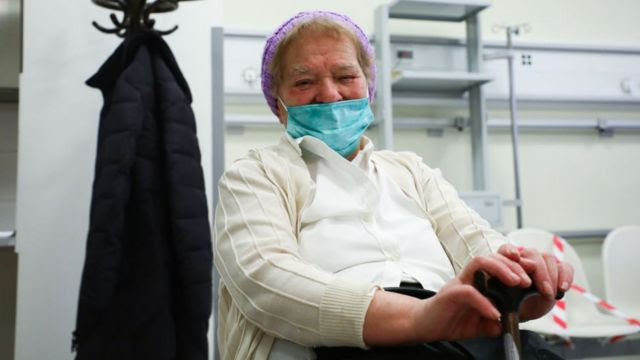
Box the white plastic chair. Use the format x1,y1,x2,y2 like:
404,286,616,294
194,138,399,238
508,228,639,338
603,226,640,319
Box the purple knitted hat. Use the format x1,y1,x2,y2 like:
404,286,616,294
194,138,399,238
261,11,377,116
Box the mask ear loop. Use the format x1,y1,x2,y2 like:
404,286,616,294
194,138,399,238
277,97,289,130
278,97,289,113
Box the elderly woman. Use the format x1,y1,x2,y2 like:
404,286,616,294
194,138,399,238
214,11,572,360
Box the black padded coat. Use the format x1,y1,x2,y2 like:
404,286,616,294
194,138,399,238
74,31,212,360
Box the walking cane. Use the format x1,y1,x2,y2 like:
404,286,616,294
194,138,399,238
474,271,564,360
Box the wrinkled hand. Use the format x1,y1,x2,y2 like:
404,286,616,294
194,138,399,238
364,243,575,345
410,252,533,342
497,243,574,321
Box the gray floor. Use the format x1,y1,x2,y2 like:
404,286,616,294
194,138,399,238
549,337,640,359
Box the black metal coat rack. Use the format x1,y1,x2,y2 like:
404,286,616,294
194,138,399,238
92,0,197,37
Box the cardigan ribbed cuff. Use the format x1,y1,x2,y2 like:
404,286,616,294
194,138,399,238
318,277,378,348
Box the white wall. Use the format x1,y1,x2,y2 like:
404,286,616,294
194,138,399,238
222,0,640,47
15,1,221,359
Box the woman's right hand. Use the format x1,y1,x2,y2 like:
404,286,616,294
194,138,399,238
411,253,532,342
364,253,531,345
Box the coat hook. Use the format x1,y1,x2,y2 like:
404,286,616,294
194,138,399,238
92,0,181,37
92,0,130,37
144,0,179,35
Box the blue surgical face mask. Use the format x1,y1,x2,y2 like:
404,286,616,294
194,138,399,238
279,97,374,157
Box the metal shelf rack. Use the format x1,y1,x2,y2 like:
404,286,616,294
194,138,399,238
392,69,492,92
387,0,488,21
375,0,492,190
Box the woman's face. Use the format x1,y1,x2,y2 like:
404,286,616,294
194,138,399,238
276,30,368,125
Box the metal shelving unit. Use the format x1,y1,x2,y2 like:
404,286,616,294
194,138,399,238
210,26,225,360
375,0,492,190
387,0,487,21
391,69,492,92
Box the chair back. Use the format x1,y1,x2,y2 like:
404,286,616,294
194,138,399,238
603,226,640,318
508,228,638,337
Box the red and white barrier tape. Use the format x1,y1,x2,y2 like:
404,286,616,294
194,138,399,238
550,235,640,343
552,235,565,262
569,283,640,342
551,236,571,342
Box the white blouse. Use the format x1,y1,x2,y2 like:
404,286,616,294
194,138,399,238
297,135,455,291
269,135,456,360
215,130,507,360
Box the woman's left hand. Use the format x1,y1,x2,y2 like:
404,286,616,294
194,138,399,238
497,243,574,321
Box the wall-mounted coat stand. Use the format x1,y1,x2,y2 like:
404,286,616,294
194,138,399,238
78,1,214,358
92,0,198,37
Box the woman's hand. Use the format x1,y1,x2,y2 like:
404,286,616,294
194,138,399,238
363,245,573,346
410,252,536,342
497,243,574,321
408,279,503,342
364,252,533,345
